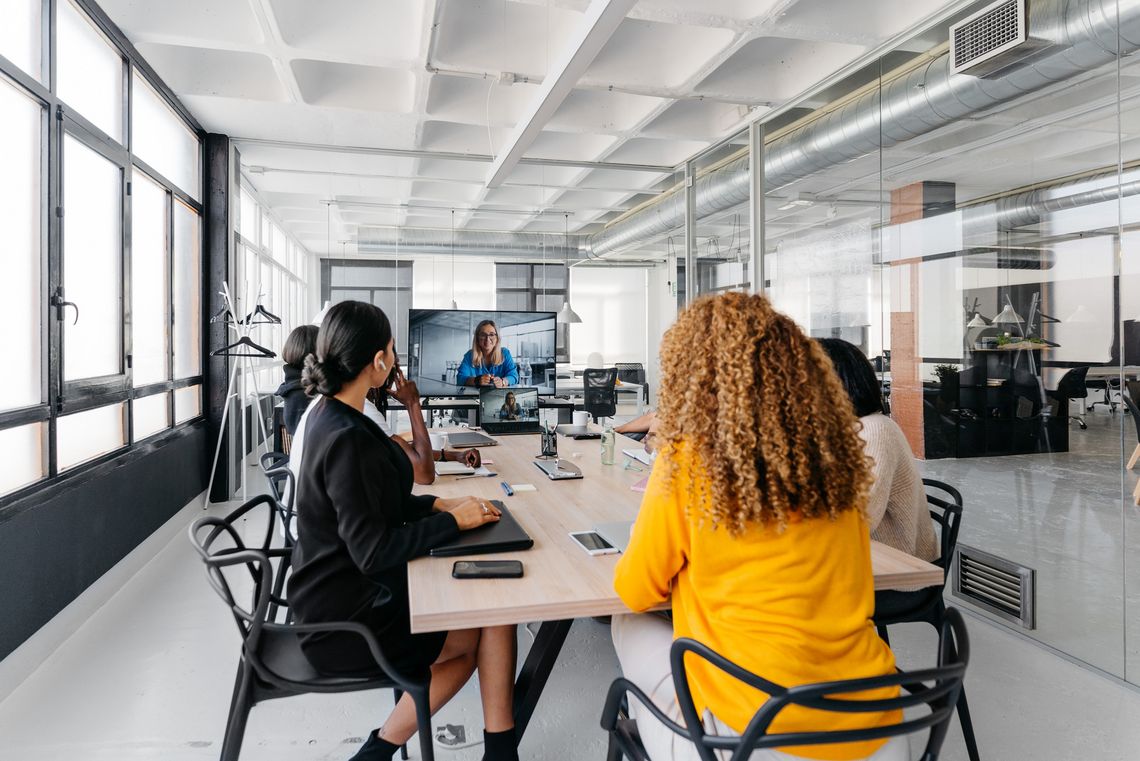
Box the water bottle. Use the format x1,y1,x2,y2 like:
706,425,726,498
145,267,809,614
601,423,616,465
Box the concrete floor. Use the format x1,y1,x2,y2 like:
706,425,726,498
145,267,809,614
3,409,1140,760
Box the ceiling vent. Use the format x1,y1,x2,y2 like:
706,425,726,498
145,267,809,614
953,544,1036,629
950,0,1050,78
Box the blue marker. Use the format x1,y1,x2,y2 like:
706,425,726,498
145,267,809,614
500,481,515,497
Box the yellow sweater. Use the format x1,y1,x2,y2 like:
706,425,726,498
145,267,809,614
613,446,900,761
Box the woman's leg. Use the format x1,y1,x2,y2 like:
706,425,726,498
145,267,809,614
475,624,517,732
378,628,481,745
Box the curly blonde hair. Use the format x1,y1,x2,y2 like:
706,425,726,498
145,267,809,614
654,292,872,535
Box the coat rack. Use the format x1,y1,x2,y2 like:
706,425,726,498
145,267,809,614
204,281,280,506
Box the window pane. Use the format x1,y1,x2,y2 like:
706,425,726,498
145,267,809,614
132,391,169,440
131,173,169,386
0,0,42,80
131,73,199,199
272,225,286,263
57,0,123,142
57,402,125,470
174,385,200,423
0,80,41,410
63,134,122,381
173,201,201,378
0,423,45,495
239,187,257,241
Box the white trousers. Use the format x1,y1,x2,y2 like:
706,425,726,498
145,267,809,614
610,614,910,761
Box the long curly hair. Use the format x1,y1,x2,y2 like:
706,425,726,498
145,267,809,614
654,292,872,535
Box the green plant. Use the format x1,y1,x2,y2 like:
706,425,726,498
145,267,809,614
933,364,959,385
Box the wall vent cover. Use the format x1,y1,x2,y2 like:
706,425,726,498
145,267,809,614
953,544,1036,629
950,0,1046,77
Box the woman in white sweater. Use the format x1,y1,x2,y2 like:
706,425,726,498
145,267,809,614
818,339,938,563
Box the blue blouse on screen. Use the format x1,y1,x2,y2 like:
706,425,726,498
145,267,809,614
457,347,519,386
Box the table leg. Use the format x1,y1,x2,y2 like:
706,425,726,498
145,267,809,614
512,619,574,739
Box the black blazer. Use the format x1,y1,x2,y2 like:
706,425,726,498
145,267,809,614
288,397,459,628
275,364,309,435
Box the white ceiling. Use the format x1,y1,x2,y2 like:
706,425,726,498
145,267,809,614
99,0,957,257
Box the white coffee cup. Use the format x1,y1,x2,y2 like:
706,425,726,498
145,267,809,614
572,410,590,427
428,431,448,451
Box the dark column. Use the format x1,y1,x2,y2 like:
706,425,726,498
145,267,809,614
204,134,233,501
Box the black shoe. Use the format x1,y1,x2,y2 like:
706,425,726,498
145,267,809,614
349,729,401,761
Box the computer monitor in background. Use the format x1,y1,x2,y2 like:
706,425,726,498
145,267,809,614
406,309,557,397
479,387,540,424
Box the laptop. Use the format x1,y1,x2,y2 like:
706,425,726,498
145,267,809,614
429,501,534,557
446,430,498,448
556,424,600,440
593,521,634,553
533,458,583,480
480,387,543,435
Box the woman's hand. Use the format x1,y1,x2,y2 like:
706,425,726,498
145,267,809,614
479,374,494,386
492,376,506,388
446,497,501,530
459,448,481,468
388,368,421,407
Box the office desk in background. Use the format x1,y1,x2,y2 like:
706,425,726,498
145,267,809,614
408,430,943,739
555,377,645,415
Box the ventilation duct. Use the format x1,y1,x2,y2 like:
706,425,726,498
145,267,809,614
960,246,1055,269
355,226,586,260
950,0,1053,77
584,0,1140,259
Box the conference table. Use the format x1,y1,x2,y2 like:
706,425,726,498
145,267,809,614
408,430,943,739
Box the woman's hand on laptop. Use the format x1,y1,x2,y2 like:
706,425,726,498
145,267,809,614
444,497,501,530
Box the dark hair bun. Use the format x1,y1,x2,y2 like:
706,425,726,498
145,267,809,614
302,353,341,397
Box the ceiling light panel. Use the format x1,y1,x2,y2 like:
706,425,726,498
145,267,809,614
135,44,288,101
270,0,425,62
584,18,734,89
291,60,416,112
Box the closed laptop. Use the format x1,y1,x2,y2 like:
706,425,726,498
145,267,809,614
429,501,534,557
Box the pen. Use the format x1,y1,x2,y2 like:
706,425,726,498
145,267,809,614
500,481,515,497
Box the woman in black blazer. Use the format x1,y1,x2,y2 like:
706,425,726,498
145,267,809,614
289,301,519,761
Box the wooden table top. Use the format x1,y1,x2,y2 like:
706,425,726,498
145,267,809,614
407,430,944,633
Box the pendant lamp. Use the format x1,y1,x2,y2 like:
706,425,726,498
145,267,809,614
556,213,581,324
992,302,1023,325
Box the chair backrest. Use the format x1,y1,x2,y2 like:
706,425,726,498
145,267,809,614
1125,381,1140,444
669,608,970,761
922,478,963,577
264,467,298,545
1055,366,1090,399
583,367,618,421
188,495,287,656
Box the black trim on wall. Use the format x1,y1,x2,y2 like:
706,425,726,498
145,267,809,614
0,421,207,661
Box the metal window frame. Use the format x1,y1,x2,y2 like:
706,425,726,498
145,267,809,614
0,0,207,510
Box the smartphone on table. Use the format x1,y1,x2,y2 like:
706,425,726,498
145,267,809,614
568,531,619,556
452,560,524,579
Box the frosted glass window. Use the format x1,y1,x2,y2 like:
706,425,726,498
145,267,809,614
131,73,199,199
174,385,200,423
0,80,42,411
132,391,169,441
0,0,42,81
0,423,45,495
57,0,123,142
173,201,201,378
63,135,122,381
57,403,125,470
131,173,169,386
568,267,647,365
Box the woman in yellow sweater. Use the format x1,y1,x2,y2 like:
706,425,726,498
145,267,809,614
613,292,906,761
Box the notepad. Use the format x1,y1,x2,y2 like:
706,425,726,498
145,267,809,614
435,460,475,476
630,476,649,493
511,483,537,492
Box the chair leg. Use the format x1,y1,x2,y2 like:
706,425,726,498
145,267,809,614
1128,443,1140,470
220,660,255,761
876,624,890,647
412,688,435,761
606,731,624,761
956,684,981,761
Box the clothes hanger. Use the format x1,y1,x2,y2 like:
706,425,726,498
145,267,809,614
209,304,235,324
210,335,277,358
240,303,282,325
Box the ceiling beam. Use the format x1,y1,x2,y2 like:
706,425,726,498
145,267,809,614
484,0,638,189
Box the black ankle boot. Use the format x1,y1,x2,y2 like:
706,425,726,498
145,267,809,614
482,727,519,761
349,729,401,761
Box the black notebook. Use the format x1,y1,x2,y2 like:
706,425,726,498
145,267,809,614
429,501,534,557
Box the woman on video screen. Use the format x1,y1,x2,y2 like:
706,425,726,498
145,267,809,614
457,319,519,388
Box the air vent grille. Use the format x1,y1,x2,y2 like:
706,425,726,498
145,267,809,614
950,0,1035,77
953,544,1035,628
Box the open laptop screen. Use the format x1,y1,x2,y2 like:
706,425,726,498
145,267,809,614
479,387,539,428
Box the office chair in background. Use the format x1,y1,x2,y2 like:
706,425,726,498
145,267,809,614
583,367,618,424
1047,366,1089,430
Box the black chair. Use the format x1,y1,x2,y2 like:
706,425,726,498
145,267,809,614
189,495,433,761
614,362,650,405
602,608,970,761
1047,366,1089,430
584,367,618,423
874,479,979,761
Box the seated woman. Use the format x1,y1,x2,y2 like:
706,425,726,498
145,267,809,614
276,324,319,435
289,301,518,761
613,293,906,761
498,391,521,420
457,320,518,388
817,338,937,562
615,409,657,447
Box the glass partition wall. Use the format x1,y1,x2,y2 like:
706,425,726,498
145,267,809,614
664,0,1139,682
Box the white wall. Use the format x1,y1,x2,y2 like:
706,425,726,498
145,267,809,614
412,257,495,309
